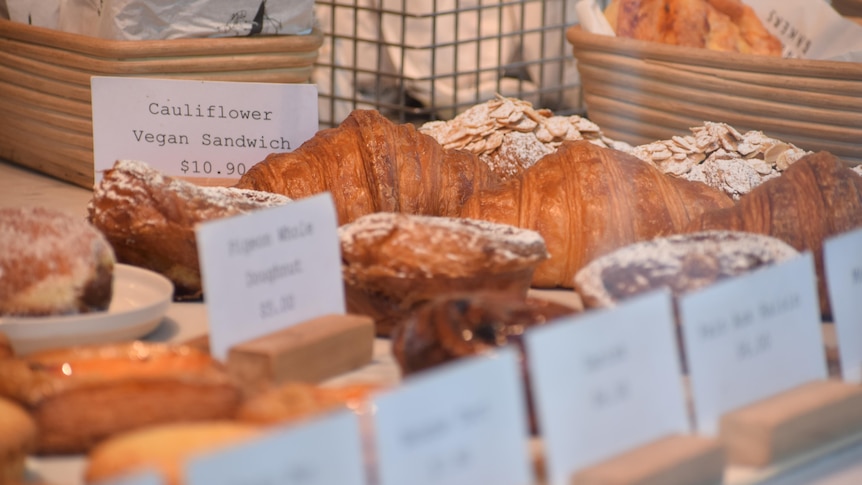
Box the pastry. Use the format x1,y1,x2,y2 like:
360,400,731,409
687,151,862,316
0,206,115,316
0,397,37,485
0,340,242,454
88,159,292,300
573,230,800,309
392,292,578,375
419,96,631,179
237,381,379,425
459,139,734,286
339,212,549,336
235,110,503,223
391,292,578,434
237,110,734,289
85,422,261,485
604,0,783,56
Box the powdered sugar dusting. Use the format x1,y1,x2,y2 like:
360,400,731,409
0,207,115,315
339,212,548,278
92,160,291,213
574,230,799,308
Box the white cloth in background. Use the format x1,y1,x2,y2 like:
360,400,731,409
17,0,314,39
315,0,582,126
6,0,61,28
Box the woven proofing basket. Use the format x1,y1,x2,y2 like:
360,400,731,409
566,25,862,164
0,19,323,188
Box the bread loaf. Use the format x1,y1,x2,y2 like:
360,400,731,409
604,0,782,56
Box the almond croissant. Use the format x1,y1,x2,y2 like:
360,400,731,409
686,151,862,316
236,110,734,288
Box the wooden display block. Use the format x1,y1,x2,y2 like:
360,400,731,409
226,314,375,395
719,379,862,467
570,434,725,485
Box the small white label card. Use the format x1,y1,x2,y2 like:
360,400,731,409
524,290,689,485
679,253,827,435
196,192,344,360
186,410,366,485
372,347,534,485
824,227,862,383
91,76,318,184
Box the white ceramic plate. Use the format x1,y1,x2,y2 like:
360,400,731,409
0,264,174,354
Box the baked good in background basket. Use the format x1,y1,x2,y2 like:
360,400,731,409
88,159,292,300
85,422,261,485
0,396,37,485
604,0,783,56
339,212,549,336
573,230,800,309
0,206,115,317
0,339,242,454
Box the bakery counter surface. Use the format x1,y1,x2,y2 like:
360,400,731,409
4,160,862,485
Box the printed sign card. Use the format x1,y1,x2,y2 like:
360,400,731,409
524,290,690,485
187,410,366,485
678,253,827,435
91,77,318,184
372,348,534,485
196,192,344,360
824,227,862,383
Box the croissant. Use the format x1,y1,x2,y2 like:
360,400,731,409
459,140,734,286
686,151,862,316
236,110,734,288
235,109,502,223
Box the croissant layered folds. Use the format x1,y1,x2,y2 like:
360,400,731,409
687,151,862,316
237,110,734,288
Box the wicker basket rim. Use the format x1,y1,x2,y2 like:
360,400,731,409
0,18,324,59
566,24,862,80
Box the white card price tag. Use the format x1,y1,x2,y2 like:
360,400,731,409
372,348,534,485
196,192,344,360
824,227,862,383
91,77,318,184
525,290,689,485
187,411,366,485
679,253,827,434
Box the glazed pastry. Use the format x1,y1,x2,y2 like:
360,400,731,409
604,0,782,56
85,422,261,485
88,159,292,300
573,230,799,309
391,292,577,434
0,206,115,316
0,397,37,485
392,293,577,375
687,151,862,316
0,340,242,454
237,381,379,425
339,212,549,336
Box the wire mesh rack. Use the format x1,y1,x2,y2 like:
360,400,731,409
313,0,586,128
